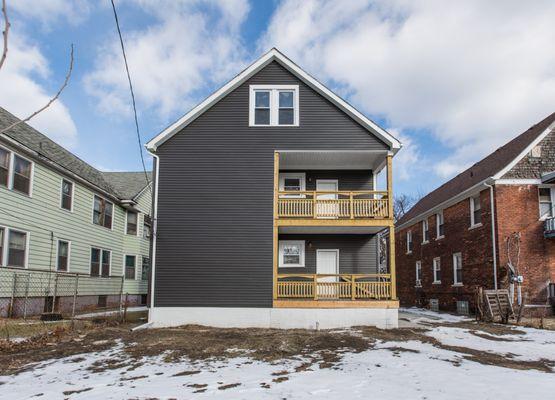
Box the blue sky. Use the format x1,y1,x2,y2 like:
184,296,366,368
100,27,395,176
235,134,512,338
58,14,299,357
1,0,554,198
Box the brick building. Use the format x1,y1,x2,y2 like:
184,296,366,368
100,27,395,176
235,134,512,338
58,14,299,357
396,113,555,315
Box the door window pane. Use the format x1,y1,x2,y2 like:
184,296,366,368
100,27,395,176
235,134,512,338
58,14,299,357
12,155,31,195
57,240,69,271
0,148,9,187
7,230,26,267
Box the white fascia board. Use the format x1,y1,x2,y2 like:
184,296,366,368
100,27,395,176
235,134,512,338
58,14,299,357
146,48,401,152
495,179,542,185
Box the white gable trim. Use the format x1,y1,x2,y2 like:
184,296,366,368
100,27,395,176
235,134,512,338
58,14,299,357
145,48,401,152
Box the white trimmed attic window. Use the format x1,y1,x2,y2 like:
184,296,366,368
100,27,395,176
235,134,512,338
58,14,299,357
249,85,299,127
530,145,542,158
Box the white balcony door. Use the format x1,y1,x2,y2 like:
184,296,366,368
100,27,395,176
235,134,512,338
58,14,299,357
316,249,339,297
316,179,338,218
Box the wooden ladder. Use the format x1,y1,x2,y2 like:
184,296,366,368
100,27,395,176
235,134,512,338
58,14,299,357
484,289,514,323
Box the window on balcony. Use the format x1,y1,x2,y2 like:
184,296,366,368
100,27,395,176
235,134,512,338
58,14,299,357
279,240,305,267
279,173,305,198
249,85,299,126
470,194,481,227
539,188,553,219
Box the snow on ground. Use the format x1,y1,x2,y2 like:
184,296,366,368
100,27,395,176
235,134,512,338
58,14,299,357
2,309,555,400
400,307,472,323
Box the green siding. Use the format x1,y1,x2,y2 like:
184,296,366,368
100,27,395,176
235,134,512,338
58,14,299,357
0,141,150,296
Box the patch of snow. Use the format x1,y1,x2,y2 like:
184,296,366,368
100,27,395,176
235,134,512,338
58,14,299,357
400,307,472,324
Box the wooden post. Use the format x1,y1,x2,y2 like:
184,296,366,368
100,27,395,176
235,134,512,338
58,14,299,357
389,224,396,300
313,274,318,300
313,191,317,218
349,192,354,219
351,275,356,300
273,152,280,301
386,154,393,220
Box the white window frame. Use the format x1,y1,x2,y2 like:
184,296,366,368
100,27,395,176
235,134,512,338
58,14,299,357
432,257,441,284
453,252,463,286
56,239,71,272
415,261,422,287
92,194,114,230
124,254,138,280
469,195,482,228
90,247,112,277
60,177,75,212
406,230,412,254
0,225,30,268
422,218,429,244
279,240,305,267
249,85,299,127
538,186,554,220
0,145,34,197
436,210,444,239
125,210,139,236
279,172,306,198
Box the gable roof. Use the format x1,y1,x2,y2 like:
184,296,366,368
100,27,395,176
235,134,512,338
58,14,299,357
397,112,555,228
0,107,150,202
146,48,401,152
102,171,152,200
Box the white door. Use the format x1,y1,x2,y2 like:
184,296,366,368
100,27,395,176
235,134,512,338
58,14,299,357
316,250,339,297
316,180,338,218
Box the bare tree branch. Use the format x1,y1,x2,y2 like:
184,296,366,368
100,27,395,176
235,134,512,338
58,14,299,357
0,0,9,71
0,44,74,135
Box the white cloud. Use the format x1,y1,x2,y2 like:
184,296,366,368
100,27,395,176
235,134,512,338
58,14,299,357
84,0,250,118
389,129,421,182
260,0,555,179
8,0,92,27
0,34,78,147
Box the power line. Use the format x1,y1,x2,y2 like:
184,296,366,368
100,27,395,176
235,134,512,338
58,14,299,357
109,0,150,188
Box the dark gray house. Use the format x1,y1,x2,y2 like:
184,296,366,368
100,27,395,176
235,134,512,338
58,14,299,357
146,49,402,329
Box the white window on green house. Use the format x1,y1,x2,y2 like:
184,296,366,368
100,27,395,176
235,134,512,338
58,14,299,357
141,257,150,281
422,218,429,243
406,230,412,254
125,255,136,280
436,211,444,238
93,195,113,229
470,195,481,227
91,248,111,277
415,261,422,287
453,253,463,285
539,188,553,219
126,211,138,235
57,240,70,272
12,155,32,195
61,179,73,211
7,229,27,267
279,240,305,267
0,147,9,187
433,257,441,284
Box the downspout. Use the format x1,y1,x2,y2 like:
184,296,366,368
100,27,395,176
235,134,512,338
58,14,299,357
147,152,160,315
484,181,498,290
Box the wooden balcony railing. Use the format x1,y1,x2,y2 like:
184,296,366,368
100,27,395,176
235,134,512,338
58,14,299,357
277,274,392,300
277,191,390,219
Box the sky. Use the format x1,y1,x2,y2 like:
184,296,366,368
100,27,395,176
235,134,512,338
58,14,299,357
0,0,554,198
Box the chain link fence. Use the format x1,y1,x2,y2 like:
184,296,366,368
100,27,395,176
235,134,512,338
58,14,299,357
0,266,125,319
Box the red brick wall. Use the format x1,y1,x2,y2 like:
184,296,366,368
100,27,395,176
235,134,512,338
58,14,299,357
396,189,497,312
495,184,555,306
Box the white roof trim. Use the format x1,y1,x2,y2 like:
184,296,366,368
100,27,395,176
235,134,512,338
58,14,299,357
397,120,555,230
146,48,401,152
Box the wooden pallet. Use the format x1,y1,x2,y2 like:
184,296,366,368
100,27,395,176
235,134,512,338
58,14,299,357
484,289,514,322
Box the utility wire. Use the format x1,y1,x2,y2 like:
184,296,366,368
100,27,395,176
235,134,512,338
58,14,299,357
109,0,150,188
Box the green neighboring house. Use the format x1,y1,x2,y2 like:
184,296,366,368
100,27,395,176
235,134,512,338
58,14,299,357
0,107,151,317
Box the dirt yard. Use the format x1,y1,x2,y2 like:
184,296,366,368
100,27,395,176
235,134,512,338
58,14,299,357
1,309,554,399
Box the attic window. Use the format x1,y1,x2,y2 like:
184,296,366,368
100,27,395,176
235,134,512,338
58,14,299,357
530,145,542,158
249,85,299,127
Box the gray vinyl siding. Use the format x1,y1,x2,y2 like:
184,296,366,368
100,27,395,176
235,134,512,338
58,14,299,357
278,234,378,275
154,60,388,308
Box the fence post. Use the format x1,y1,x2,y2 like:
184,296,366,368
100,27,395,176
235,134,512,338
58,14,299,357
23,273,30,320
71,274,79,319
51,273,59,313
8,274,17,318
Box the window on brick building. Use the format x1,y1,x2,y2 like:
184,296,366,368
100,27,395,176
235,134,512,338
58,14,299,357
436,211,444,238
406,231,412,254
470,195,481,227
415,261,422,287
539,188,553,219
422,218,429,243
433,257,441,283
453,253,463,285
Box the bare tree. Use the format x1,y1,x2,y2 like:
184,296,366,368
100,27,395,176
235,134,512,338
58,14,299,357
0,0,74,133
393,193,419,222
